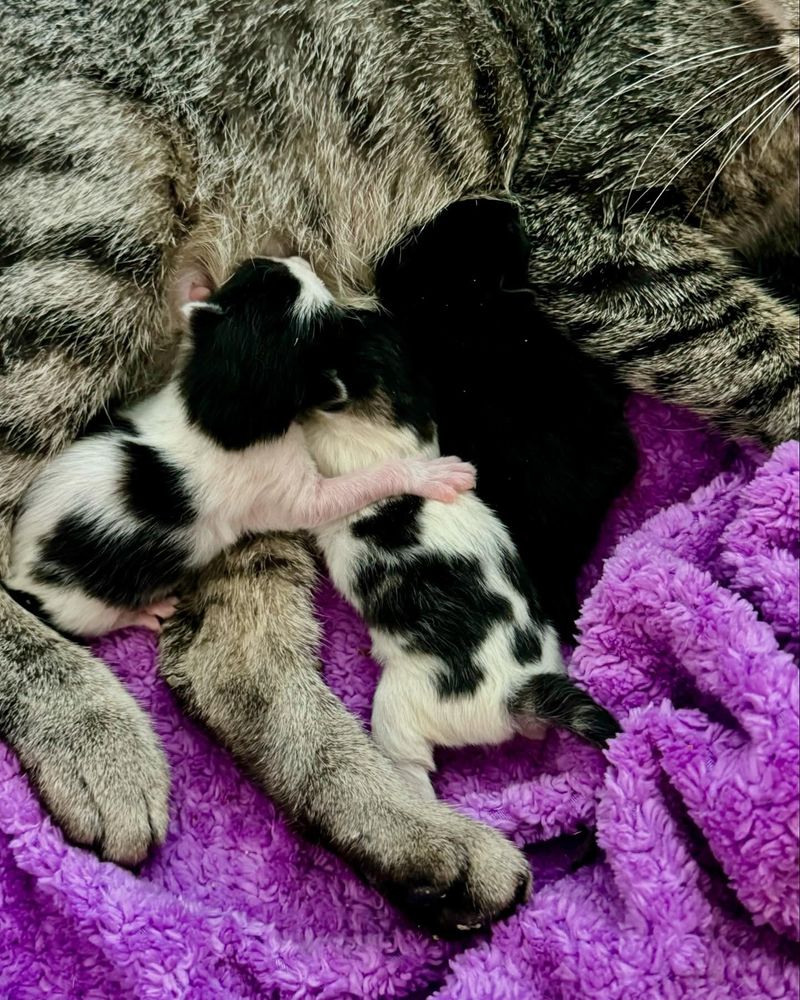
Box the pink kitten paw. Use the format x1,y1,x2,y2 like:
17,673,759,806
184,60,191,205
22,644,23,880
405,455,476,502
143,596,179,620
132,612,164,634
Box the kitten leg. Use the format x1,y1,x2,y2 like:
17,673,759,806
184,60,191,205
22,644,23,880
112,599,178,634
129,612,164,633
514,183,799,445
160,533,531,936
141,596,179,620
371,668,437,801
288,456,476,530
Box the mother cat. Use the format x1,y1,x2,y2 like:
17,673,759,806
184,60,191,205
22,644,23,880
0,0,797,934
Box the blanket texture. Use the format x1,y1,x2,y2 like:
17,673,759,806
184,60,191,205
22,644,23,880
1,395,798,999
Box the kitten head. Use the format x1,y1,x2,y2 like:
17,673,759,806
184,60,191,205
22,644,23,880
180,256,347,449
375,197,530,318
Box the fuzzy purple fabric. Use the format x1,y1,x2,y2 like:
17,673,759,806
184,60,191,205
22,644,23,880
1,396,798,999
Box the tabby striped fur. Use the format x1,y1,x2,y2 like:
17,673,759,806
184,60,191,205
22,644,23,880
0,0,796,932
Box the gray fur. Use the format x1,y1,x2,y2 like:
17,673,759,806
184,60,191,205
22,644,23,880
513,1,799,444
160,532,530,933
0,0,797,926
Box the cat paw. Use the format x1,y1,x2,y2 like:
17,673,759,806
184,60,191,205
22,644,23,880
371,805,531,936
12,642,170,865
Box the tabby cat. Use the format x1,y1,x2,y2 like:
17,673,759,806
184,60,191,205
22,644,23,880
0,0,797,934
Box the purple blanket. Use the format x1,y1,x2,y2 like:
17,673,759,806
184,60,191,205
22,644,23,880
1,396,798,999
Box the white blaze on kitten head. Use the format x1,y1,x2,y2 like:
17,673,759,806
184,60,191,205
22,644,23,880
175,255,333,329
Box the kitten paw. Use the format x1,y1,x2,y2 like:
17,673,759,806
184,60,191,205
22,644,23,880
404,456,477,503
142,596,179,620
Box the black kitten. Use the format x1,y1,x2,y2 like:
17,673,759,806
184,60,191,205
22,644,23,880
375,198,638,639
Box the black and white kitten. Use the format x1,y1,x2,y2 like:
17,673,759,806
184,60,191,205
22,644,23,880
3,258,473,638
375,198,639,640
304,313,619,802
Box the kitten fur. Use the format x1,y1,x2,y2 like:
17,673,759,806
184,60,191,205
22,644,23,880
375,197,638,640
0,0,796,933
304,312,620,803
4,257,474,638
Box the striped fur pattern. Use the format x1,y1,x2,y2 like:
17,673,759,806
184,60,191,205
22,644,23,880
513,1,799,444
0,0,797,930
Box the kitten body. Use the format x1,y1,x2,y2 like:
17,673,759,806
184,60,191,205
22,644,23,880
305,316,618,800
5,259,473,637
376,198,638,639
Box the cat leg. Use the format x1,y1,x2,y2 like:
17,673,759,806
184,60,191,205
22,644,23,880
160,532,531,936
0,76,183,862
513,182,799,445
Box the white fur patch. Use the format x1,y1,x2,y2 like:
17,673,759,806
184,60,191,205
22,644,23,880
280,255,334,321
180,300,223,321
307,406,568,796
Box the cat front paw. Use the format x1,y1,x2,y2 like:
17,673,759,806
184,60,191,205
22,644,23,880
366,803,531,936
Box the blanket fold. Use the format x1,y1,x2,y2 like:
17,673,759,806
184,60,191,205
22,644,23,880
1,397,798,999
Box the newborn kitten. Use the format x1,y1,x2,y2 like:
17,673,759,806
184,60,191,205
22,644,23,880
375,198,638,640
4,257,474,638
303,312,619,802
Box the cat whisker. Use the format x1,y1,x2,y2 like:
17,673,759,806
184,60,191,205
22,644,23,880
692,81,800,228
756,89,800,162
622,62,785,220
536,43,778,192
632,69,792,236
579,38,692,98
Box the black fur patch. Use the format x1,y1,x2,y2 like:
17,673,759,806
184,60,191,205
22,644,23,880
334,312,437,444
121,440,195,526
376,197,530,314
82,410,138,439
509,672,620,747
511,625,542,665
181,258,342,449
2,585,76,640
34,511,189,608
353,552,515,697
350,496,423,550
375,198,638,641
